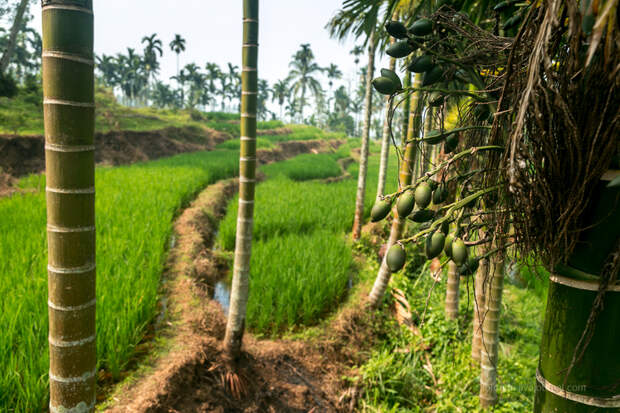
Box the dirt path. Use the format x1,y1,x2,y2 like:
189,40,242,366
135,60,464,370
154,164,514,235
103,142,387,413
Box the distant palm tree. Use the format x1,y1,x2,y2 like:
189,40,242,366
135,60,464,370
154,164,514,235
205,62,221,110
95,54,118,87
257,79,272,120
271,79,289,120
325,63,343,112
169,34,186,78
287,44,324,121
226,63,241,112
170,68,187,107
141,33,163,102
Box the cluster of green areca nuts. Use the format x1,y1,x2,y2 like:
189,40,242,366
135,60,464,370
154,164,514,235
372,179,479,276
372,17,444,97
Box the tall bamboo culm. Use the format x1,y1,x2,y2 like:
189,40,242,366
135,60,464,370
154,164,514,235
369,72,422,308
479,252,505,408
445,262,459,320
43,1,96,411
224,0,259,359
534,174,620,412
471,247,488,363
351,29,376,241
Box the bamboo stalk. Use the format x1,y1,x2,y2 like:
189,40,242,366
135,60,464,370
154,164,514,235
479,253,505,408
534,176,620,412
43,1,96,411
224,0,259,359
352,28,377,241
368,72,422,308
445,261,460,320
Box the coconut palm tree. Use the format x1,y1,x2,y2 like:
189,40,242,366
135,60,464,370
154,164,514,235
271,79,289,120
95,54,118,87
169,34,186,78
257,79,272,120
327,0,384,241
224,0,259,360
286,44,324,121
226,63,241,112
42,1,96,410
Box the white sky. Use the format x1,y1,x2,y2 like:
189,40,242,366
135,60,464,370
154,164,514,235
30,1,390,94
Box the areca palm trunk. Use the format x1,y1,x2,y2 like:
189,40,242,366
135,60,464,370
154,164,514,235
472,247,488,363
445,262,459,320
0,0,30,75
224,0,259,359
534,174,620,413
352,28,377,241
43,1,96,411
376,36,397,200
369,72,423,308
479,252,505,408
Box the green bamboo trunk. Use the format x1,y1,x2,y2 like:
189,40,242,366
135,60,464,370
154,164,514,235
480,253,505,408
43,1,96,411
224,0,259,359
534,173,620,412
352,28,377,241
445,261,459,320
368,72,422,308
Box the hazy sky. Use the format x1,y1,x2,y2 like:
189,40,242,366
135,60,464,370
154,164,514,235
30,1,390,93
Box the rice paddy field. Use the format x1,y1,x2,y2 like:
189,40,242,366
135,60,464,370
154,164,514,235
0,124,347,410
217,150,399,335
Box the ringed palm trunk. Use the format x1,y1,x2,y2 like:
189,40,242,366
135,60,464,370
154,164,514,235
376,35,397,200
0,0,30,74
534,173,620,412
479,251,505,408
445,262,459,320
368,72,423,308
224,0,259,359
351,28,377,241
472,245,489,363
43,1,96,411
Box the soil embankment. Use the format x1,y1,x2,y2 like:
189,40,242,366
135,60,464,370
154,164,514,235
0,126,229,179
104,139,386,412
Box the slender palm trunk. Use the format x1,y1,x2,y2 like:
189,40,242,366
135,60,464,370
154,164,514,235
422,107,434,174
43,1,96,411
300,83,306,122
472,246,488,363
351,29,377,241
368,72,423,308
224,0,259,359
0,0,29,75
376,54,396,201
534,174,620,412
479,252,505,408
445,262,459,319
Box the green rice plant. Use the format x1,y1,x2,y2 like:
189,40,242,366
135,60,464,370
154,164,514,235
261,153,342,181
0,149,240,411
246,230,353,334
217,150,400,335
263,124,348,142
216,137,274,151
257,119,284,129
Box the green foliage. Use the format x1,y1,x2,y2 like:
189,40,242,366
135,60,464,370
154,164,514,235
0,149,240,411
257,119,284,130
357,262,545,412
261,153,341,181
266,124,347,142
